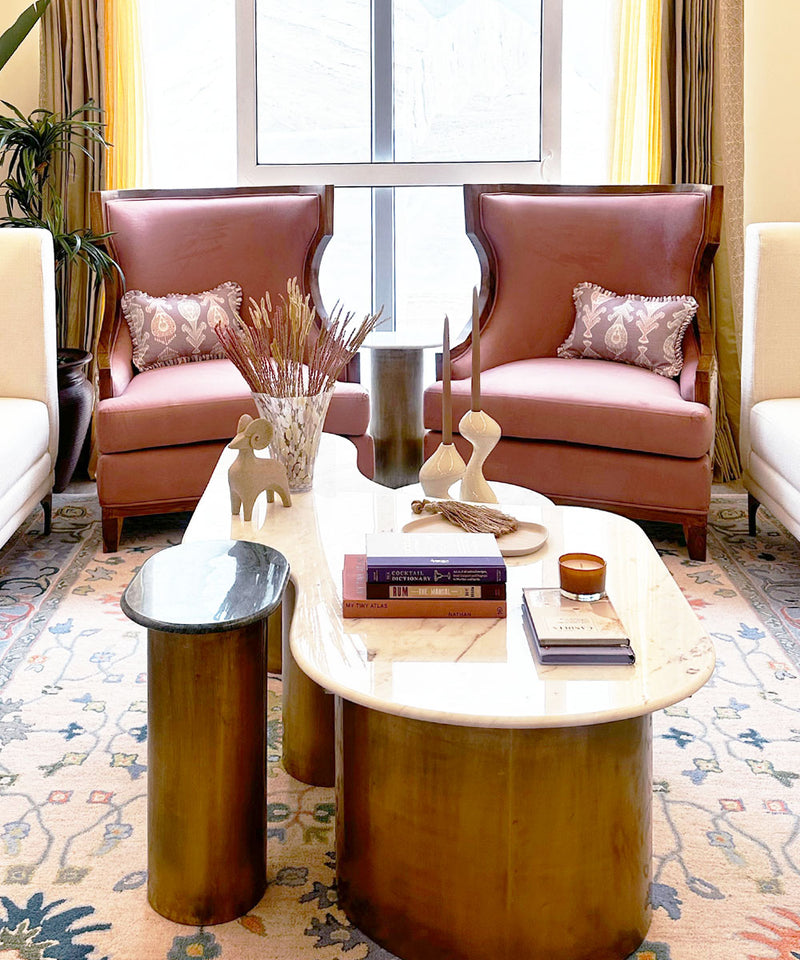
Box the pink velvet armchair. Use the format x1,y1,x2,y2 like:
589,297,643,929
91,185,373,552
423,184,723,560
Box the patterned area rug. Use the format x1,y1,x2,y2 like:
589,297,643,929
0,493,799,960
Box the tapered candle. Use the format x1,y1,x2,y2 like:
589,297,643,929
471,286,481,411
442,315,452,443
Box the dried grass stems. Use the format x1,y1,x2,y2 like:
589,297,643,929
214,277,382,397
411,499,519,536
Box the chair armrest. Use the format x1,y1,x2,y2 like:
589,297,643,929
341,353,361,383
95,261,134,400
742,222,800,406
693,333,714,409
91,191,134,400
679,320,715,408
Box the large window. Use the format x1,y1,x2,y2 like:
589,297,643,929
236,0,562,332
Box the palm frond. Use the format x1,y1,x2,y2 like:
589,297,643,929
0,1,51,74
0,91,122,344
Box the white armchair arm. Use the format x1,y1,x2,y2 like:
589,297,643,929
741,222,800,539
0,228,59,463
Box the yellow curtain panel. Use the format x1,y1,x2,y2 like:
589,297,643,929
612,0,663,184
103,0,145,189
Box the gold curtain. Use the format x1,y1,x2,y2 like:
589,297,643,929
710,0,744,480
660,0,743,481
103,0,145,189
39,0,105,353
611,0,663,183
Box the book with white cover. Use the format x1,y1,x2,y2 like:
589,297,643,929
522,588,635,665
365,531,506,584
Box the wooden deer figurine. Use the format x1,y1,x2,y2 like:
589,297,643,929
228,414,292,521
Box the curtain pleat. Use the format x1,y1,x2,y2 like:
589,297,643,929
709,0,745,480
611,0,662,183
660,0,741,481
103,0,145,189
646,0,662,182
39,0,104,353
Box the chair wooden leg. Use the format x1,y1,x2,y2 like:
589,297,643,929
41,494,52,535
747,493,760,536
102,514,123,553
684,521,707,561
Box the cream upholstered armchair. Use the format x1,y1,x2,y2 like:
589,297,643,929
740,222,800,542
423,184,722,560
0,228,58,549
91,185,373,552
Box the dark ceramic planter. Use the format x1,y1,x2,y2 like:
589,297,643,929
55,347,93,492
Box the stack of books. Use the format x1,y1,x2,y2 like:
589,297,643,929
342,531,507,619
521,587,635,665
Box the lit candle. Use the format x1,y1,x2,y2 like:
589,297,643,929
442,315,452,443
558,553,607,599
471,286,481,411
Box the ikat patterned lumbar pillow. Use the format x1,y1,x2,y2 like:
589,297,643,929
121,281,242,372
557,281,698,378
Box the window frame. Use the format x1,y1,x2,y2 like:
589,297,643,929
236,0,562,185
234,0,563,324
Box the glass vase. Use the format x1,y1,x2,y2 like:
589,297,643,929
251,387,334,493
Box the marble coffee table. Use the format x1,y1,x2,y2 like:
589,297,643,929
185,433,715,960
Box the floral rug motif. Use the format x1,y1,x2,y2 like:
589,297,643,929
0,493,799,959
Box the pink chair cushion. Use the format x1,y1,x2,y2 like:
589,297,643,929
96,358,370,454
423,357,713,460
423,432,711,514
97,432,376,507
452,191,708,379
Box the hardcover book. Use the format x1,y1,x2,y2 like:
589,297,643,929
343,555,507,619
364,532,506,584
521,588,635,665
366,581,506,600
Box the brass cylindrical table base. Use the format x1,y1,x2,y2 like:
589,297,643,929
336,702,652,960
279,578,335,787
148,622,268,925
370,346,425,488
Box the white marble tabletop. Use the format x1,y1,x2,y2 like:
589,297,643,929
185,434,716,729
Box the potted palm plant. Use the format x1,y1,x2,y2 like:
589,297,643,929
0,0,120,490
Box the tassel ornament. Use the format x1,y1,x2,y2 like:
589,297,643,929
411,499,518,536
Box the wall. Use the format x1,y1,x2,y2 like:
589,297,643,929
744,0,800,224
0,0,40,115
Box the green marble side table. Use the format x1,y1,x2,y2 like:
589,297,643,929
121,539,290,925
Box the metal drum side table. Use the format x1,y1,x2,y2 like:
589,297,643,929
363,331,439,488
121,539,290,926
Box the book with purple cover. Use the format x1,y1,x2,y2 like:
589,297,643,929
364,532,506,584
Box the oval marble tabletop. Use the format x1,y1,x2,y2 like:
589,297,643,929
121,539,290,633
185,434,716,728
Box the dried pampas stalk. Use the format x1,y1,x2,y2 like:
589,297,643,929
411,499,518,536
214,276,382,397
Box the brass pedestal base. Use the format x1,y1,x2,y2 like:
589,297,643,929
370,346,426,488
148,622,268,925
336,702,652,960
280,579,335,786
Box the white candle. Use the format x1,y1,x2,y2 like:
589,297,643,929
471,286,480,411
442,315,452,443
